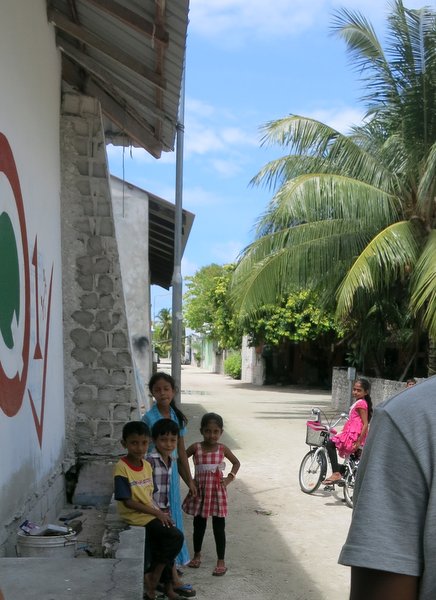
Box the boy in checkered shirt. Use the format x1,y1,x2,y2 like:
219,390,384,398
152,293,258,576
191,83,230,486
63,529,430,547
147,419,196,598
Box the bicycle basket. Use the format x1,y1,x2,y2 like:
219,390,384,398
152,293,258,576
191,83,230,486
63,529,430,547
305,420,327,446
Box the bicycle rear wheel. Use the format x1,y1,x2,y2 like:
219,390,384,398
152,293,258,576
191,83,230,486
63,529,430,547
299,449,327,494
343,468,356,508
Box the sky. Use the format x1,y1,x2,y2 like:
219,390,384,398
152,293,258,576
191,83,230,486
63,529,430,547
107,0,432,315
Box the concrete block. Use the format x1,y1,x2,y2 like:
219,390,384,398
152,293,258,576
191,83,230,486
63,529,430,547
97,387,117,403
98,351,118,369
70,328,90,349
97,275,114,293
81,292,99,310
87,235,103,255
110,370,127,385
99,294,115,309
116,352,132,367
77,273,94,291
98,217,114,236
73,385,95,403
73,462,115,507
112,331,128,348
94,257,111,273
72,347,98,365
72,310,94,327
90,330,107,350
74,218,92,234
76,256,93,274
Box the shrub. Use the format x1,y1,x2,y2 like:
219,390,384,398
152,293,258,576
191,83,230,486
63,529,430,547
224,353,242,379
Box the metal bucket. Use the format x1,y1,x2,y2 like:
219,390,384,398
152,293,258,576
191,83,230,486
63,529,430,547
16,530,77,557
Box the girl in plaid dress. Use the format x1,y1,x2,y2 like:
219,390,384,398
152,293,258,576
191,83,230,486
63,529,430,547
182,413,240,576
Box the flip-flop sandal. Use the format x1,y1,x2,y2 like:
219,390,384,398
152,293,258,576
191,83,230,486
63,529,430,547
174,584,196,597
188,558,201,568
212,566,227,576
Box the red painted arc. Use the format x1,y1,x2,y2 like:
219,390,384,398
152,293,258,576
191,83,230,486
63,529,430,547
0,133,31,417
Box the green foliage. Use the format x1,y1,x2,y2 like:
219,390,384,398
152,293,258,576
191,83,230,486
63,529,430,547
243,290,342,346
184,264,242,349
224,353,242,379
231,1,436,376
153,308,172,357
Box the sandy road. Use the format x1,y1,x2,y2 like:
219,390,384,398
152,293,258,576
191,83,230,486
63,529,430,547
176,364,352,600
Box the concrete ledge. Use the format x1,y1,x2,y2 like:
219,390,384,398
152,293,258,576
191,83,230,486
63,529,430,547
102,494,145,562
0,557,143,599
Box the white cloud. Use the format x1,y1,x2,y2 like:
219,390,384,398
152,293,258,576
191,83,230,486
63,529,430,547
189,0,430,43
210,158,242,178
189,0,325,42
107,144,176,165
182,256,199,277
211,240,244,264
307,106,366,134
183,186,224,209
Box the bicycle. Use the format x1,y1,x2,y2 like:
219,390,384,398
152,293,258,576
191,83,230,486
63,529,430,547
298,407,360,508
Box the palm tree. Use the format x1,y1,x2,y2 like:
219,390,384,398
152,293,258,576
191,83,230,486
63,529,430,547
232,1,436,375
153,308,172,357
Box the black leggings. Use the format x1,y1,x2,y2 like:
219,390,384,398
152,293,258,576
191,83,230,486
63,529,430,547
326,439,340,472
193,515,226,560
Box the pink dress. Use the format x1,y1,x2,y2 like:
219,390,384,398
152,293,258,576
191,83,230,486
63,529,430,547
182,443,228,518
331,399,368,458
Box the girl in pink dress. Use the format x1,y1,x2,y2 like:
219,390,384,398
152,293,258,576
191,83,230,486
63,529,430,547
182,413,240,576
323,378,373,485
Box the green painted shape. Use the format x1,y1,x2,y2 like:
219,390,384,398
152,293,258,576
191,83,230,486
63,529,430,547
0,211,20,349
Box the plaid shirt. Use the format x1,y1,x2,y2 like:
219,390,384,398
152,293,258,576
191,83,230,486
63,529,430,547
146,451,173,511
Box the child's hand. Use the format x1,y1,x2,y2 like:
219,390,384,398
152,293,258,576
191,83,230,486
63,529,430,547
223,475,233,487
188,480,197,497
157,511,173,527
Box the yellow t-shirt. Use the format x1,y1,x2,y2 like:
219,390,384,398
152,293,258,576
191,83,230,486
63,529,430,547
113,457,156,526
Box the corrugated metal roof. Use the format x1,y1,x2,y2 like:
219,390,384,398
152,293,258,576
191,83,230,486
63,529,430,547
111,176,195,289
48,0,189,158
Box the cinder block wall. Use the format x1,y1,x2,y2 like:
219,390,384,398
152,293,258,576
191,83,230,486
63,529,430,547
331,367,424,412
60,93,139,465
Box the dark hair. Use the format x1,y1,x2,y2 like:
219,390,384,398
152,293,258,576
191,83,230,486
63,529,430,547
148,372,188,428
355,377,373,422
122,420,150,440
152,418,180,439
406,377,417,386
200,412,224,430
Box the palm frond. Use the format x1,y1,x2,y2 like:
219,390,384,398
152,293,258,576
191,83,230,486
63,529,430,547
410,230,436,337
232,220,378,316
336,220,423,317
267,173,399,230
331,5,400,112
416,141,436,221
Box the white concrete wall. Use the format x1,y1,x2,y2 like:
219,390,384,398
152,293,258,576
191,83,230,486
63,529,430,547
241,335,265,385
110,177,152,413
0,0,65,552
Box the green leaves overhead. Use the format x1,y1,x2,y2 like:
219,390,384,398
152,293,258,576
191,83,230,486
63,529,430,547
233,0,436,347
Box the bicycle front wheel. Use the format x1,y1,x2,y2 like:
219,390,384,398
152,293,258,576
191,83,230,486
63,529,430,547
299,449,327,494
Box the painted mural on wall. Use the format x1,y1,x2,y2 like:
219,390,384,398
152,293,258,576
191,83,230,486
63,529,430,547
0,133,53,446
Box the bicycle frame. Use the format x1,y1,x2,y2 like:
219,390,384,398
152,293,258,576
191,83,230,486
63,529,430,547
299,407,359,506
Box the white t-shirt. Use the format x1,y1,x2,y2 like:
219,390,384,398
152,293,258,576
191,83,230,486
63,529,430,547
339,376,436,599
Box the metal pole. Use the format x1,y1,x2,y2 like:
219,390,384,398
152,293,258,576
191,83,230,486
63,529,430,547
171,64,185,405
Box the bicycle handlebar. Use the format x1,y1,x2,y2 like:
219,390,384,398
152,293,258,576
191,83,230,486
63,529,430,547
311,407,348,431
